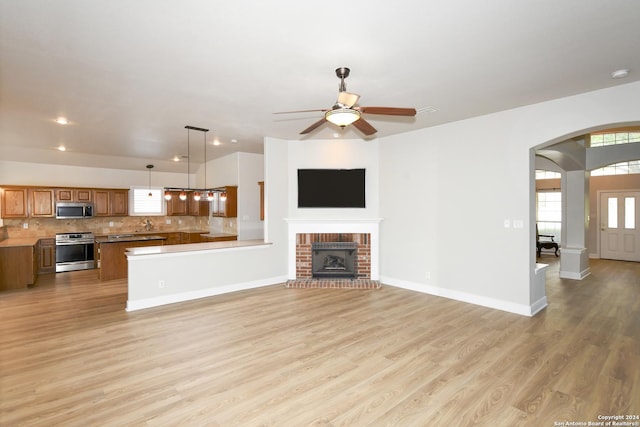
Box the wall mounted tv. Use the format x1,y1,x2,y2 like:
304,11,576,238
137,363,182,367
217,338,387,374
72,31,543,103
297,168,366,208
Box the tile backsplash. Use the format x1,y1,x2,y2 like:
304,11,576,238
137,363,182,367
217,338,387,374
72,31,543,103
2,215,237,238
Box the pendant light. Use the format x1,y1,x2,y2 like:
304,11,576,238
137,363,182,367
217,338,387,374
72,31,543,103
146,164,154,197
204,129,214,201
164,126,212,201
180,126,191,201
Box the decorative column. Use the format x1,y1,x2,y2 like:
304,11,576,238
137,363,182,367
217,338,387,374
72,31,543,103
560,170,591,279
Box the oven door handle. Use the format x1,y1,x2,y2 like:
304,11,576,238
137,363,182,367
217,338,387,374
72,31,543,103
56,241,94,246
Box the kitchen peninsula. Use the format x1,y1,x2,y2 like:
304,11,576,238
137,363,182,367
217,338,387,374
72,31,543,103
125,239,282,312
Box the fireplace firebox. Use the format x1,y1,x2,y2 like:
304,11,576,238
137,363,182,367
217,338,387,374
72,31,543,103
311,242,358,279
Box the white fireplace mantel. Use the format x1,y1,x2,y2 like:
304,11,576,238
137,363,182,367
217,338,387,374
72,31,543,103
285,218,382,280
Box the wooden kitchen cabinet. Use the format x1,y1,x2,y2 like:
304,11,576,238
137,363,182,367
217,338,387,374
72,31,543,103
201,235,237,243
212,186,237,218
56,188,92,202
163,232,182,245
98,239,163,281
110,190,128,216
166,191,188,216
1,187,28,218
38,238,56,274
189,198,210,216
181,232,203,244
30,188,55,217
93,190,110,216
93,189,128,216
0,245,36,291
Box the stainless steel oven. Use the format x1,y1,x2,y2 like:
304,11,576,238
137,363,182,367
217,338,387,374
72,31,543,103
55,232,96,272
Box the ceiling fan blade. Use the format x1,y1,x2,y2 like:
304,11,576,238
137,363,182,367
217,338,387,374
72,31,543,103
273,109,328,114
352,117,377,136
337,91,360,107
300,118,327,134
357,106,417,116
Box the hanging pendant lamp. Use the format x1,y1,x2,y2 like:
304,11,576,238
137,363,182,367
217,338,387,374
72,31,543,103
146,164,154,197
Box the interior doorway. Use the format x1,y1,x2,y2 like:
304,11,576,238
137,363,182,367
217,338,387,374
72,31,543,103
599,190,640,261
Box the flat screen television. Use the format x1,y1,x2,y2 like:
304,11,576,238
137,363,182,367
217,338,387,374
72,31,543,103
297,168,366,208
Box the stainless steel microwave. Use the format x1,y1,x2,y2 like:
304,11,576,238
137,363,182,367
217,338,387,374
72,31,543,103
55,202,94,219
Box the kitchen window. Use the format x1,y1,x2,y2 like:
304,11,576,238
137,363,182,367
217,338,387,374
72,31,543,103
130,187,165,216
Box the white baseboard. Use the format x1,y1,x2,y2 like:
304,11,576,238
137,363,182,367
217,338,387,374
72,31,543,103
559,268,591,280
126,275,288,311
379,276,547,317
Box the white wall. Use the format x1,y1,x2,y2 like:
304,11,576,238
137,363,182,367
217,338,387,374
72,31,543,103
205,152,239,187
237,152,264,240
0,160,190,188
261,81,640,316
377,81,640,315
286,139,380,220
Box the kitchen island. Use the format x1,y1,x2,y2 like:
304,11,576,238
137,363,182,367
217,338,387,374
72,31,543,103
95,234,167,281
126,239,284,311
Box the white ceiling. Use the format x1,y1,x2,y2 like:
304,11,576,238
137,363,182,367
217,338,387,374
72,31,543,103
1,0,639,173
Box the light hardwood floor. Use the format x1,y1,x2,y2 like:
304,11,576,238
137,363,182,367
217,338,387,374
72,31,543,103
1,258,639,426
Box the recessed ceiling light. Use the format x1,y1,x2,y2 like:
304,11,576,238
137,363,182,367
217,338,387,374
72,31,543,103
611,69,629,79
333,132,341,138
213,140,221,146
55,117,69,125
417,106,438,114
231,139,238,144
173,156,180,162
57,145,66,151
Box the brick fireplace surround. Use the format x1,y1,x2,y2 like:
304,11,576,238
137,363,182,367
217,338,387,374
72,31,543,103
296,233,370,279
285,219,381,284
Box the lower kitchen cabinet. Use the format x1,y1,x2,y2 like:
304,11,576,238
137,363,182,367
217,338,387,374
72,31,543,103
97,239,163,281
0,245,36,291
38,238,56,274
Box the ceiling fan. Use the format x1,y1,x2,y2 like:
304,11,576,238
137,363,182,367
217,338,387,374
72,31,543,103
274,67,417,136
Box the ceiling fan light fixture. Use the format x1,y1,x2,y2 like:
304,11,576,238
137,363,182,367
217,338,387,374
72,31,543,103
325,108,361,127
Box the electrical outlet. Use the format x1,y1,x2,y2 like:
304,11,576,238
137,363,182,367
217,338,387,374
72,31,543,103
425,271,431,280
165,219,171,224
158,280,165,289
23,223,28,229
109,221,114,227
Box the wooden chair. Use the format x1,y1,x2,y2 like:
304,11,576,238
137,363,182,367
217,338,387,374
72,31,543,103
536,224,559,257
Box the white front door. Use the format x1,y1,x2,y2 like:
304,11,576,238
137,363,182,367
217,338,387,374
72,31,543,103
600,191,640,261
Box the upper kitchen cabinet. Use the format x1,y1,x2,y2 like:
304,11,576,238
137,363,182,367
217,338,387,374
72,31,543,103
93,189,128,217
189,197,210,217
30,188,55,217
166,191,210,216
166,191,188,216
212,186,237,218
56,188,92,202
110,190,128,216
1,187,28,218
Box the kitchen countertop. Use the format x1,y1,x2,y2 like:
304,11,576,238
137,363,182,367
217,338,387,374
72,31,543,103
126,239,269,257
0,237,41,248
199,232,238,238
95,234,167,244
